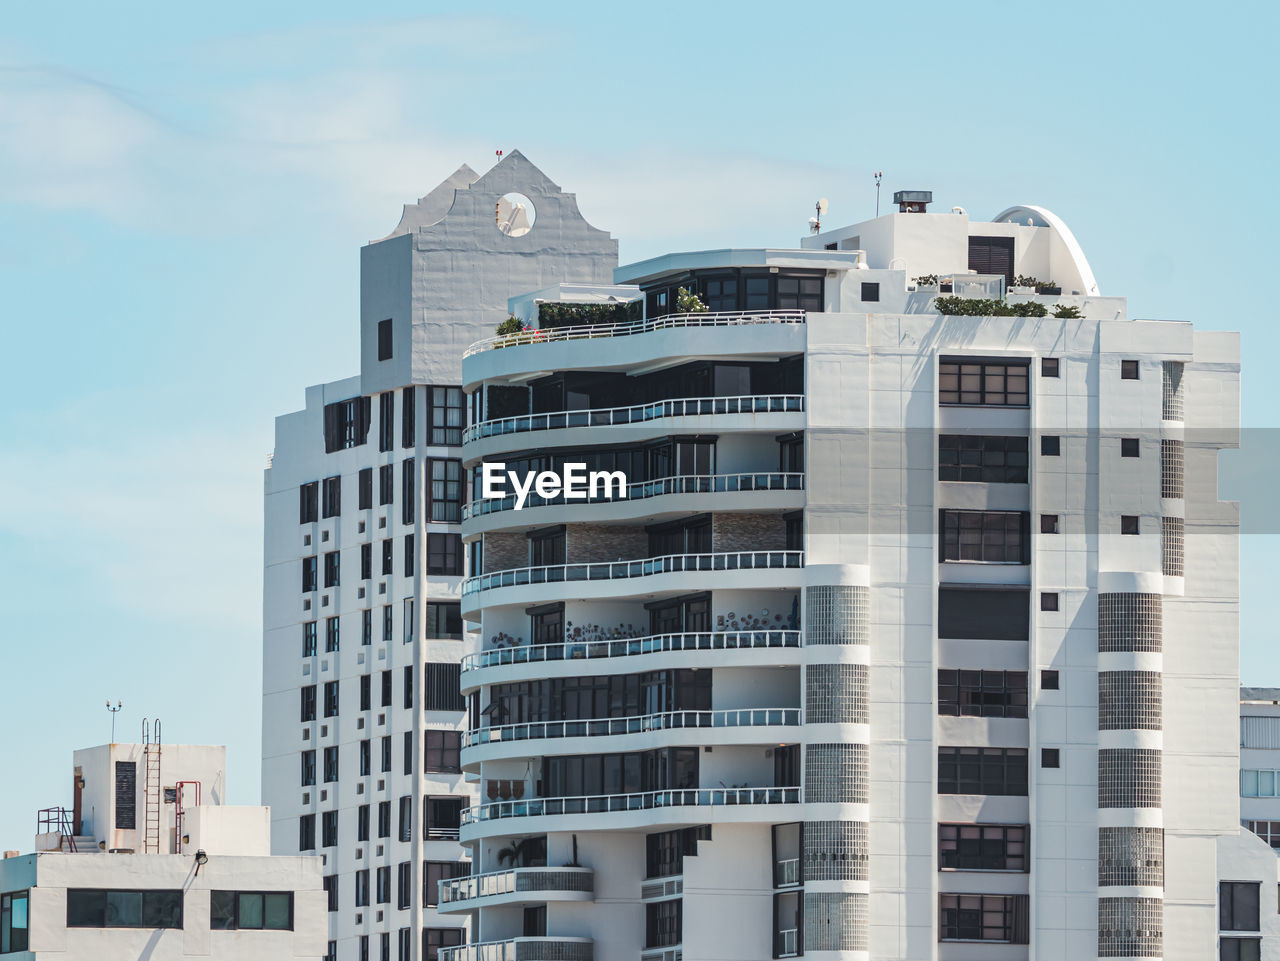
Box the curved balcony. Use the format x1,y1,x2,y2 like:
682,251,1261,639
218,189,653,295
463,394,805,445
439,937,594,961
463,551,803,600
463,309,805,359
438,866,594,912
462,471,804,522
462,629,801,676
465,708,802,748
462,786,803,829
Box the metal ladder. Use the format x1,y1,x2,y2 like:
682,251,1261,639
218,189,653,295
142,718,162,854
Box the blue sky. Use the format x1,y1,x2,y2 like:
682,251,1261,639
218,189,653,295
1,1,1276,848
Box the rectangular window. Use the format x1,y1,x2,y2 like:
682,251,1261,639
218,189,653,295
403,731,413,775
937,670,1027,718
359,468,373,510
323,551,340,588
323,746,339,783
302,557,317,593
939,893,1027,942
378,319,392,361
381,736,392,773
383,605,393,642
1041,357,1059,377
402,387,416,448
426,534,463,575
425,664,465,712
360,675,371,711
396,862,411,910
299,482,319,524
378,801,391,839
645,898,682,949
779,432,803,473
940,510,1028,563
66,889,184,929
1122,359,1140,380
1221,938,1262,961
939,358,1029,407
428,386,465,446
325,616,339,652
380,464,394,506
321,810,338,847
322,476,342,518
323,681,339,718
398,928,411,961
1041,670,1060,691
115,761,136,830
360,739,371,777
404,534,415,577
301,751,316,787
1221,882,1261,931
1041,434,1061,456
361,543,372,580
531,606,563,646
529,528,566,567
937,435,1029,484
1122,515,1140,535
1040,591,1059,612
402,458,415,525
301,685,317,722
967,236,1015,288
423,928,465,961
398,796,413,842
303,621,317,657
424,797,465,840
423,864,469,908
323,877,337,913
860,281,880,302
323,396,371,453
1041,748,1060,768
362,608,372,645
357,804,370,842
427,458,463,523
299,814,315,850
382,670,392,707
382,539,393,576
426,602,463,640
938,823,1028,872
425,731,462,773
1122,437,1140,457
355,870,369,907
380,392,395,453
1041,514,1059,534
938,747,1028,796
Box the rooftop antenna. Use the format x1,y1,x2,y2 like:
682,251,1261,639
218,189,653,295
495,150,503,159
874,171,884,217
106,699,122,743
808,197,828,234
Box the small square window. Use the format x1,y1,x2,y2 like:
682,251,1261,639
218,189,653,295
861,282,880,302
378,319,393,362
1041,748,1060,768
1041,435,1061,456
1041,357,1059,378
1121,359,1139,380
1121,437,1139,457
1041,670,1060,690
1040,592,1059,612
1121,515,1140,535
1040,514,1059,534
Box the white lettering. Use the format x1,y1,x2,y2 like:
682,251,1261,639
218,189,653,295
509,469,538,511
535,471,562,499
478,465,631,509
562,462,587,499
481,462,507,500
589,470,628,500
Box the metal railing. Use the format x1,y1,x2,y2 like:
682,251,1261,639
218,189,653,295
463,471,804,519
462,786,803,825
462,310,806,358
462,630,801,674
778,928,799,958
464,394,804,444
438,866,594,905
439,937,594,961
775,857,800,886
465,708,802,747
462,551,803,597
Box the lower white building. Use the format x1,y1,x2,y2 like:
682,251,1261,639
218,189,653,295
0,738,326,960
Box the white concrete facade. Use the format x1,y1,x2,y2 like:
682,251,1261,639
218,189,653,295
262,152,619,961
449,198,1249,961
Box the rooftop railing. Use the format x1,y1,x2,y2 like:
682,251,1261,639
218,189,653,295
462,551,804,597
461,629,802,674
462,786,803,826
462,471,803,520
465,708,802,747
463,394,804,444
462,309,805,358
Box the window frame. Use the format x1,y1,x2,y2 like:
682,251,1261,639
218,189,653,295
938,358,1029,408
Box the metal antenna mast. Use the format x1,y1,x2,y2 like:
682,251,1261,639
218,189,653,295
106,700,122,743
874,171,883,217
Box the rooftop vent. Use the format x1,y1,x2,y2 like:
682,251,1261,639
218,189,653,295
893,190,932,213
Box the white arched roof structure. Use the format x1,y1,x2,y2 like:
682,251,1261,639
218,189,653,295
993,204,1100,296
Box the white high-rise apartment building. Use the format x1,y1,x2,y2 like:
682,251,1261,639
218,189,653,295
262,153,618,961
443,192,1266,961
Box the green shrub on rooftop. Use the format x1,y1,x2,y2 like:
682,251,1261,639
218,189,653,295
933,296,1048,317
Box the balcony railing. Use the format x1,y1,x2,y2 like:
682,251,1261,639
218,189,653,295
775,857,800,886
462,471,804,520
462,786,803,826
462,630,801,674
465,708,802,747
439,937,594,961
462,309,806,358
439,866,594,907
464,395,805,444
777,928,799,958
462,551,804,597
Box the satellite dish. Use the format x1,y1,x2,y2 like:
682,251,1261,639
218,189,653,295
818,198,829,215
